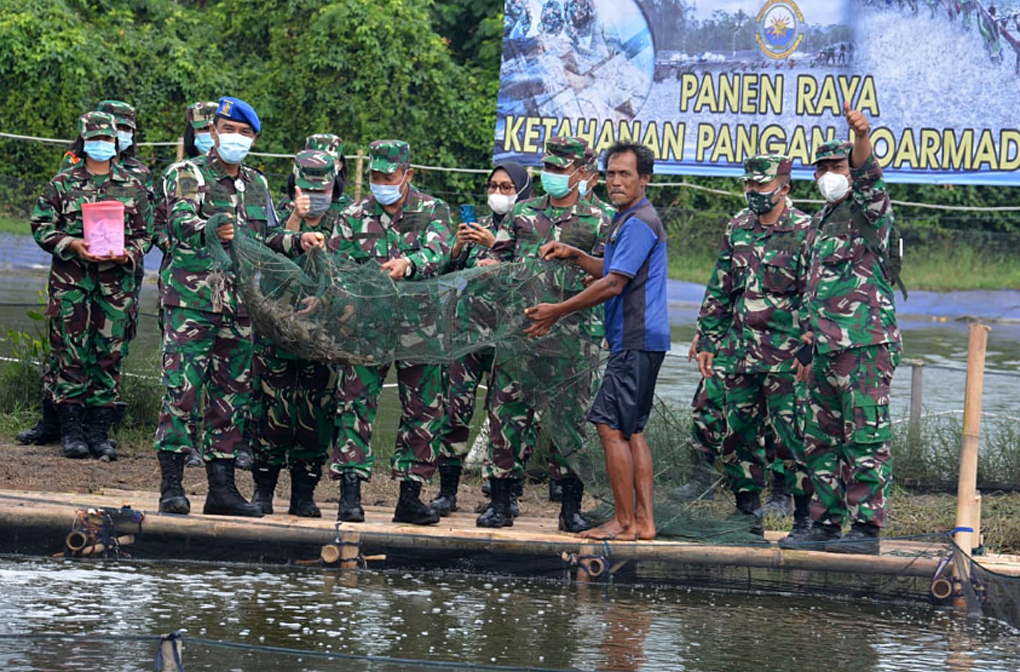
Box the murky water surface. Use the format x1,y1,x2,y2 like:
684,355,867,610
0,556,1018,672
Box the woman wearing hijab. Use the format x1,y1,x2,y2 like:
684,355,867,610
429,162,532,517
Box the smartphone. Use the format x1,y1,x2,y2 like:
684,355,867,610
459,204,477,224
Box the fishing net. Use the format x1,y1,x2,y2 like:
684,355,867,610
216,229,766,545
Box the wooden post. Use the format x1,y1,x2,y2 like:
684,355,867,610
908,360,924,446
954,323,990,562
158,633,183,672
339,530,361,570
175,137,184,162
972,493,982,551
354,150,365,201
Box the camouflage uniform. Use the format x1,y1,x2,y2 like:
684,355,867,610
154,145,305,460
251,151,342,467
805,141,901,529
31,111,152,409
327,140,453,484
486,137,610,480
438,213,500,468
276,133,353,215
540,0,565,35
698,156,813,498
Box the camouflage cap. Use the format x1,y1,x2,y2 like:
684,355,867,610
78,111,117,140
305,133,344,161
96,100,136,129
811,139,853,165
541,136,587,168
741,154,792,183
292,150,337,190
368,140,410,174
187,101,219,130
582,147,598,170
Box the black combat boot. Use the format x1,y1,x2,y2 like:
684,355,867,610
668,450,719,502
548,478,564,503
184,447,203,467
393,480,440,525
16,397,61,445
84,406,118,461
558,477,591,533
157,451,191,514
337,471,365,522
826,521,880,555
510,478,523,518
778,494,815,549
203,459,264,517
779,521,841,549
57,403,90,459
251,461,281,515
429,464,461,517
476,478,514,528
761,472,793,516
733,491,764,537
289,461,323,518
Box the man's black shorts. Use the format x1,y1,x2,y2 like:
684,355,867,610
587,349,665,439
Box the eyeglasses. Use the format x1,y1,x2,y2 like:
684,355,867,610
486,181,516,195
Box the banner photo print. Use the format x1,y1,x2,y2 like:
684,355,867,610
494,0,1020,184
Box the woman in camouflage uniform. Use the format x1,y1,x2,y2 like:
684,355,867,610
30,111,152,461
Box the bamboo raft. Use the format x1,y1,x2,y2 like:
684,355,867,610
3,487,1019,607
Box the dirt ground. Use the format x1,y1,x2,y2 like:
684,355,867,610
0,435,565,519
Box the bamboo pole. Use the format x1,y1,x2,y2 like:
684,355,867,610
340,530,361,570
175,137,184,162
354,150,365,201
954,323,990,561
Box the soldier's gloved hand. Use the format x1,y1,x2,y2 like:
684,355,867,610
207,213,235,242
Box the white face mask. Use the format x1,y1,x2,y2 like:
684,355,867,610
817,172,851,203
487,192,517,215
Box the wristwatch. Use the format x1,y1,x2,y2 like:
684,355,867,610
403,258,415,278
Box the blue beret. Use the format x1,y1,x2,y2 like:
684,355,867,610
216,96,261,134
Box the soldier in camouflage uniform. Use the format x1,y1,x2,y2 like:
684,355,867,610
786,104,901,555
29,111,151,461
579,147,615,221
248,150,344,518
696,155,813,537
477,136,610,531
276,133,352,224
327,140,453,526
154,96,325,518
429,161,533,517
540,0,566,36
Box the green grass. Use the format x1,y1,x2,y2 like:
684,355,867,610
0,215,29,236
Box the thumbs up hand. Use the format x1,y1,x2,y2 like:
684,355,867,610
844,100,869,139
294,186,311,219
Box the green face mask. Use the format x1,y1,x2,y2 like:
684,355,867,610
541,169,577,199
744,186,782,215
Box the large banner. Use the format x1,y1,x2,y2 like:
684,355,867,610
494,0,1020,184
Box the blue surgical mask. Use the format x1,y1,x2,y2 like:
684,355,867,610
217,133,253,164
117,130,133,152
578,179,590,199
370,177,406,206
541,169,577,199
307,193,332,217
83,140,117,162
194,132,215,154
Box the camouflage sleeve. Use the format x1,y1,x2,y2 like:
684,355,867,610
490,204,524,262
164,162,209,247
697,218,738,355
796,221,813,339
30,178,77,261
125,182,152,268
591,210,611,257
405,198,453,278
326,205,358,259
264,227,304,256
850,151,894,247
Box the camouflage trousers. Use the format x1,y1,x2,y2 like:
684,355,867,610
439,348,495,468
331,360,445,484
690,374,726,459
721,371,809,496
483,360,590,481
44,281,135,407
154,306,253,459
251,346,337,467
804,344,898,528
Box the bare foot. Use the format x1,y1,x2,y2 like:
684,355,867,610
579,518,636,541
636,507,656,540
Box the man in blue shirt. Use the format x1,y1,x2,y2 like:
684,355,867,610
524,142,669,541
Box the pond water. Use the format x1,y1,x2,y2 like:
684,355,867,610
0,556,1018,672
